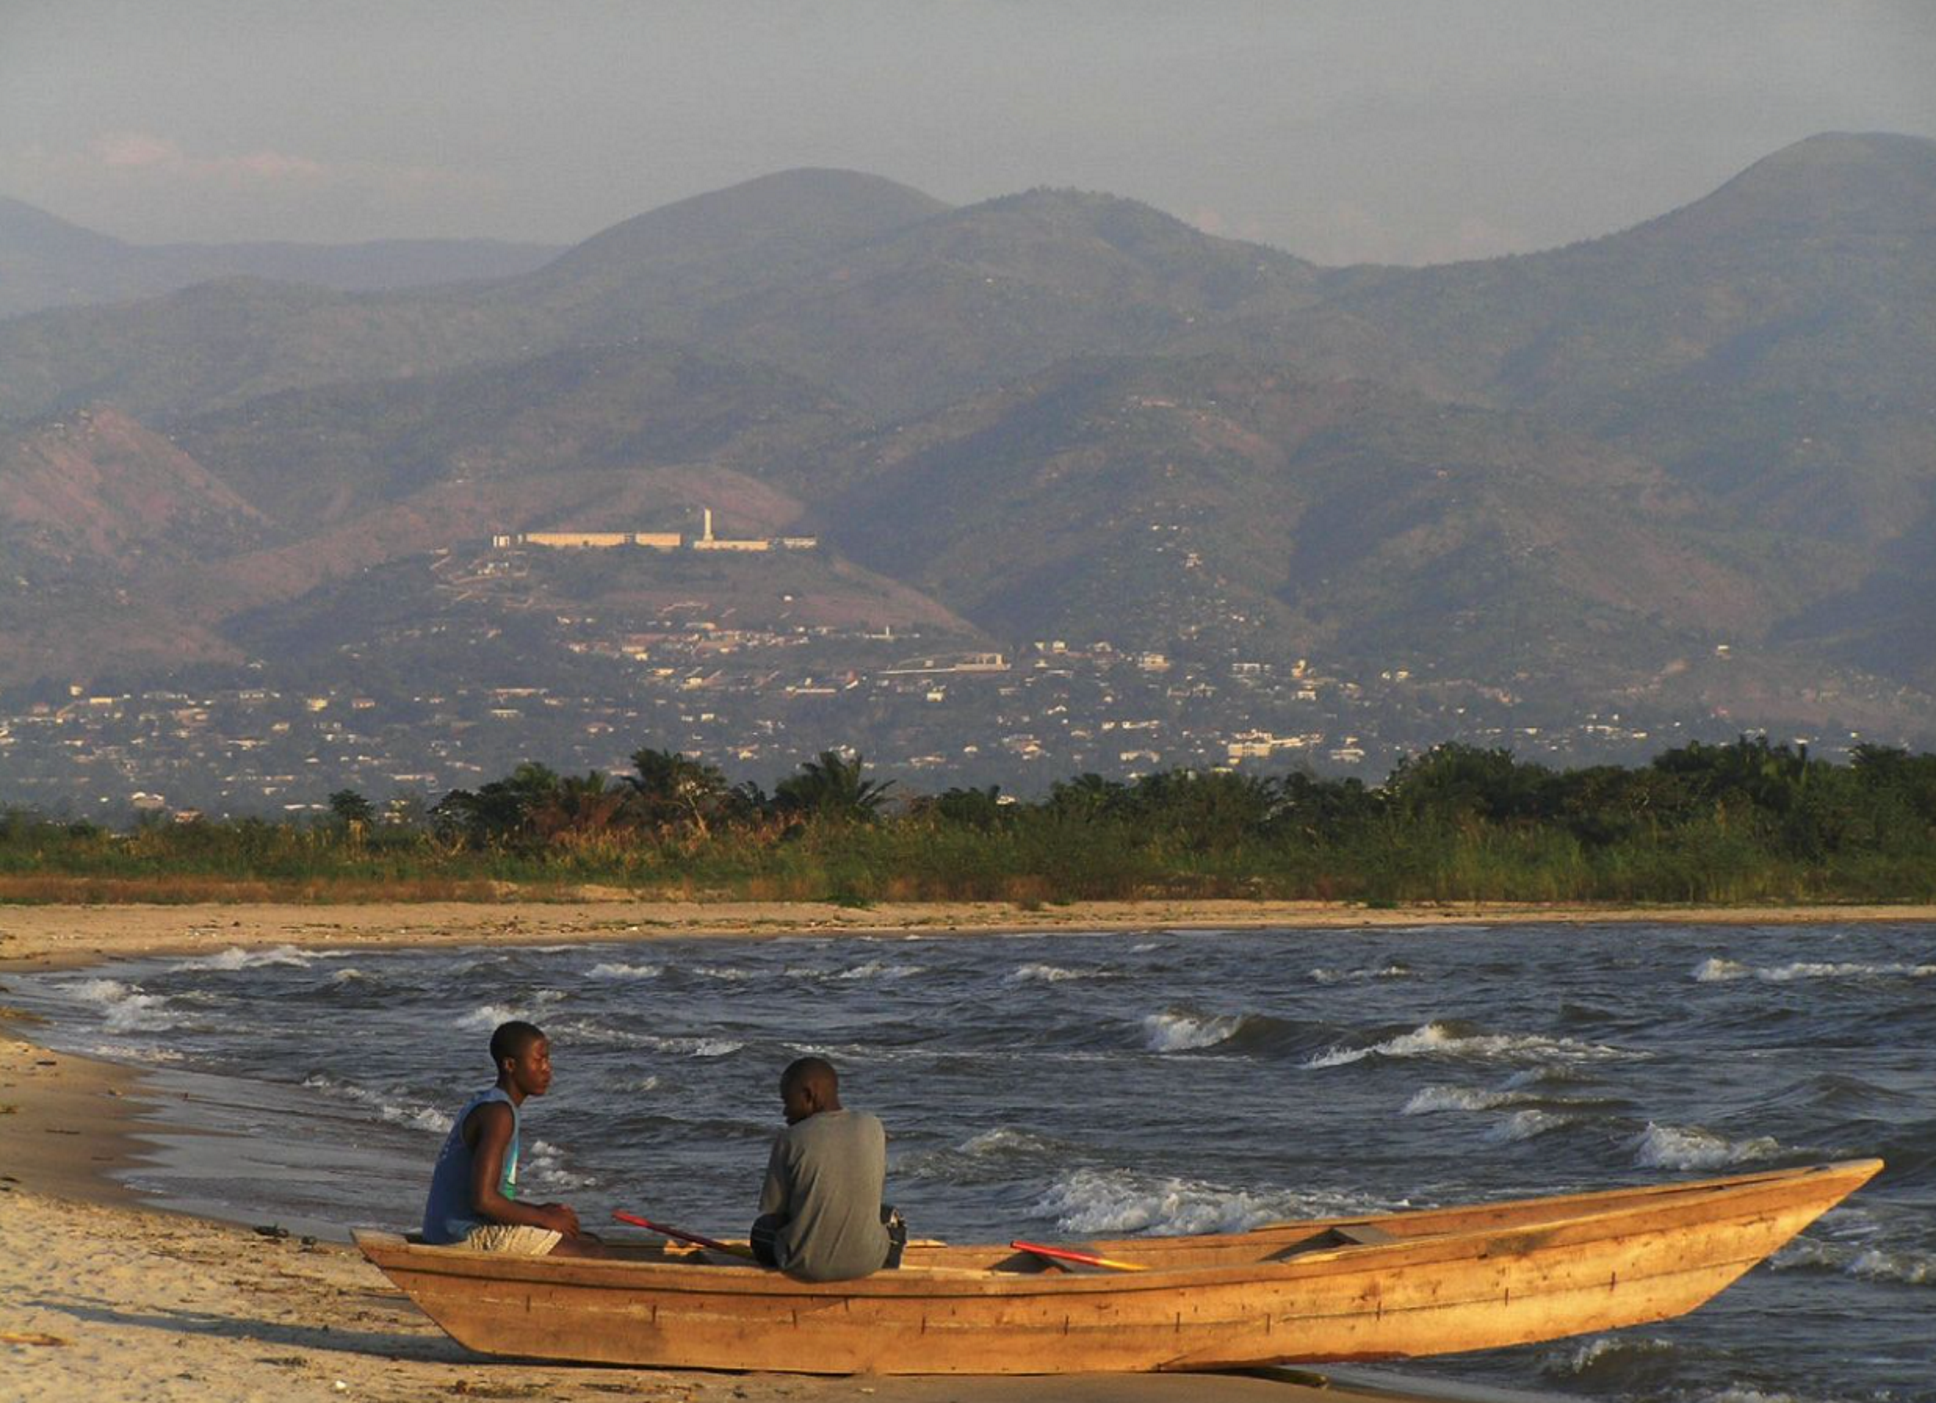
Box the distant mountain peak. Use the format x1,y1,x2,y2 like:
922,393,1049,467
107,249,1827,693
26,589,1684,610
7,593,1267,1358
551,168,950,277
1662,130,1936,237
0,194,126,258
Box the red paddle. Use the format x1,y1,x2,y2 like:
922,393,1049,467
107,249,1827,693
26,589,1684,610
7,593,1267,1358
613,1210,755,1259
1011,1239,1149,1272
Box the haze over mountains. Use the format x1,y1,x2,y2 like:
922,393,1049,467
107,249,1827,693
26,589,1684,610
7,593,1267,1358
2,133,1933,806
0,195,565,319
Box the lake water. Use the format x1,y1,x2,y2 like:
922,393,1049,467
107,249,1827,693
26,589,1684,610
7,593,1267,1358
12,920,1935,1401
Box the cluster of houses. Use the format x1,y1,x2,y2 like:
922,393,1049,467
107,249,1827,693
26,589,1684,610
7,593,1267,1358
492,509,817,554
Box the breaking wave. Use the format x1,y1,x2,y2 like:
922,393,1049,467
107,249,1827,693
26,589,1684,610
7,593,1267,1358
1484,1108,1578,1142
1032,1167,1315,1237
1008,962,1118,984
456,1002,531,1030
72,978,187,1034
1142,1010,1248,1052
1773,1235,1936,1287
1631,1121,1782,1170
302,1073,451,1135
1539,1334,1680,1391
587,961,664,980
959,1126,1058,1158
1306,1021,1632,1070
1308,963,1415,984
1402,1085,1524,1114
1695,956,1936,983
175,944,334,972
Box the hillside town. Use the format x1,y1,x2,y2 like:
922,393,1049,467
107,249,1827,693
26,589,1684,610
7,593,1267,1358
0,595,1757,822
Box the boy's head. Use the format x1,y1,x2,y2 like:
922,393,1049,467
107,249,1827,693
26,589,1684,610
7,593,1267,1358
490,1020,552,1099
779,1055,840,1125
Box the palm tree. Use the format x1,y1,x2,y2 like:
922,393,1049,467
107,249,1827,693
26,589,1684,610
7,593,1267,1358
532,770,629,841
773,750,894,822
626,747,732,835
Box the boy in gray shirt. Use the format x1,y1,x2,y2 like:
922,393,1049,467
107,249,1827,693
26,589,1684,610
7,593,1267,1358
750,1056,903,1280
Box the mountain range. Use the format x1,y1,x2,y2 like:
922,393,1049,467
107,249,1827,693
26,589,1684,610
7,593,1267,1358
0,195,563,319
2,133,1933,779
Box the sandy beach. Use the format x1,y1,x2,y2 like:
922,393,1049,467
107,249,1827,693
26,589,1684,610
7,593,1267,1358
6,893,1932,972
6,896,1928,1400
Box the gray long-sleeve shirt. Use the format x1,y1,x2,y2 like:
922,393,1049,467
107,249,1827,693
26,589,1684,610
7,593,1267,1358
758,1108,890,1281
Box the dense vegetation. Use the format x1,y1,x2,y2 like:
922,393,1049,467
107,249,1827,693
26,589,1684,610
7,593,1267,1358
4,737,1934,907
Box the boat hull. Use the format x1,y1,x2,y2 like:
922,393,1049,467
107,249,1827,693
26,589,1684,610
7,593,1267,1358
354,1159,1880,1374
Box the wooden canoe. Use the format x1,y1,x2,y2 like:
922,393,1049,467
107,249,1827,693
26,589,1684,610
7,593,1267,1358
353,1157,1880,1374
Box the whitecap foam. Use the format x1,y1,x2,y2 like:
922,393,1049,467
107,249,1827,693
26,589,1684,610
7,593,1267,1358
85,1040,185,1064
1306,1022,1631,1070
1774,1235,1936,1287
1545,1334,1677,1379
1632,1122,1780,1170
1402,1085,1519,1114
1142,1011,1245,1052
1309,964,1414,985
524,1137,596,1191
73,977,185,1033
1032,1168,1297,1237
1485,1108,1576,1143
830,960,924,981
1695,955,1936,983
1849,1245,1934,1286
175,944,320,972
457,1002,529,1030
587,961,664,980
959,1127,1054,1157
1008,963,1105,984
1693,957,1748,982
329,967,368,984
1757,960,1936,981
629,1033,745,1058
301,1073,452,1134
686,965,753,982
1032,1168,1390,1238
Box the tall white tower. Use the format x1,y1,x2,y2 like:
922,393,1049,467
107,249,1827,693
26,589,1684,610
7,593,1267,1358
702,508,714,542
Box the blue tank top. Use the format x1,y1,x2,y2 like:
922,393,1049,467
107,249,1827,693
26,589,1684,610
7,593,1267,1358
421,1086,521,1244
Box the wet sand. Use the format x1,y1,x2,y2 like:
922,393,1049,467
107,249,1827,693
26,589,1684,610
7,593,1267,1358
11,896,1915,1399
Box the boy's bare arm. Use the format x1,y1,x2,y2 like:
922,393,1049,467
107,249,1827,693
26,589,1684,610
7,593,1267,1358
467,1102,582,1236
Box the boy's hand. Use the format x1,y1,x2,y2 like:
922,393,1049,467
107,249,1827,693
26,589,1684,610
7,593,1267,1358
537,1203,583,1237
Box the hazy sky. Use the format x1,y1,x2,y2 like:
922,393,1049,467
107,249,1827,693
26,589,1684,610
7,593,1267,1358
4,0,1933,265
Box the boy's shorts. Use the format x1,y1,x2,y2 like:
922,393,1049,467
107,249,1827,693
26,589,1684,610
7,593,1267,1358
461,1224,563,1255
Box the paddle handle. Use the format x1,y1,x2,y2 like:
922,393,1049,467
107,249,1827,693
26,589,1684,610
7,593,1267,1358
1011,1239,1149,1272
614,1210,755,1259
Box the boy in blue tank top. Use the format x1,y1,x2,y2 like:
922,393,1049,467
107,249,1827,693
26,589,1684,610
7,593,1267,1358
421,1020,602,1257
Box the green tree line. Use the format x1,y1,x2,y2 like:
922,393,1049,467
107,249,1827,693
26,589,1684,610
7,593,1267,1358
4,738,1934,905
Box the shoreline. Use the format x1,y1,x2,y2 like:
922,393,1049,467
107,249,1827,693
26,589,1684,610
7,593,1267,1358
8,898,1922,1401
4,894,1932,973
0,1037,1526,1403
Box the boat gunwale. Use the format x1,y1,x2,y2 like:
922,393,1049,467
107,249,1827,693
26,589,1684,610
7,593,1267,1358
1108,1157,1883,1253
353,1157,1882,1301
